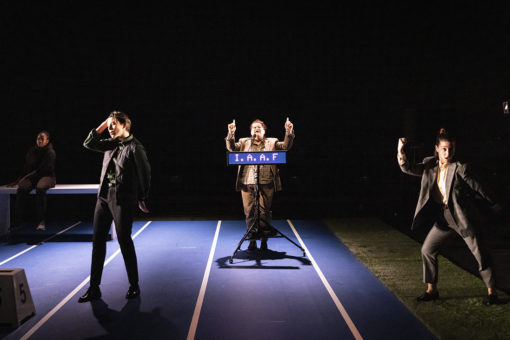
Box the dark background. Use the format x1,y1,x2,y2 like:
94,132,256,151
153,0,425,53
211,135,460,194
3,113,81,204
2,2,510,222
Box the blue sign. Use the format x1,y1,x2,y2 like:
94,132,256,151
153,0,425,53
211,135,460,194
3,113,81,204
227,151,287,165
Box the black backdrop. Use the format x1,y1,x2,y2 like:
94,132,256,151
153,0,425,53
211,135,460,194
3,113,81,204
3,3,510,220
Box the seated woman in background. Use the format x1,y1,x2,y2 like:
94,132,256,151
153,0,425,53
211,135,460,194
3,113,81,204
8,131,56,230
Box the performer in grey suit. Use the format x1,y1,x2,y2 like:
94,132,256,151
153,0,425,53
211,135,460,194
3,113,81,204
398,128,501,306
226,118,294,251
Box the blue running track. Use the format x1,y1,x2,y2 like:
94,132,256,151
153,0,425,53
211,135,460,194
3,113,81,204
0,219,436,340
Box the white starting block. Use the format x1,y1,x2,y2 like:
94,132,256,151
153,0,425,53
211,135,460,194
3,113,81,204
0,268,35,327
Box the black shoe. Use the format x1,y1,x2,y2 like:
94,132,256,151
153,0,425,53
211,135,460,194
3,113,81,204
260,240,268,251
416,291,439,302
483,294,499,306
126,285,140,299
247,241,257,251
78,286,101,303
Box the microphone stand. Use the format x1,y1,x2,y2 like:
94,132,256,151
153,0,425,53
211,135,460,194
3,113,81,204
229,159,305,264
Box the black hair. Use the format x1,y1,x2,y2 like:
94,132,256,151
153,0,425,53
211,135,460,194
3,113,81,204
109,111,132,132
434,128,455,158
435,128,455,146
38,130,50,140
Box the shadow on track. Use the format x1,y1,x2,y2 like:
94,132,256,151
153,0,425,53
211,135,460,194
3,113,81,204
86,298,178,340
216,249,311,269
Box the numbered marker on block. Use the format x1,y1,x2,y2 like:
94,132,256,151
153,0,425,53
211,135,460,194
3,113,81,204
0,268,35,327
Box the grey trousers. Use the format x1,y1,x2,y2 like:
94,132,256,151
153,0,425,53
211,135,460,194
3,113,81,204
421,208,495,289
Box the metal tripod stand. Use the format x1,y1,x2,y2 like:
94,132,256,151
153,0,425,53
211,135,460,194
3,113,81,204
229,164,305,264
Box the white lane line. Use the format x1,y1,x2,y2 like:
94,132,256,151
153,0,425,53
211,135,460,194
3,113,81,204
287,219,363,340
187,220,222,340
20,220,152,340
0,221,82,266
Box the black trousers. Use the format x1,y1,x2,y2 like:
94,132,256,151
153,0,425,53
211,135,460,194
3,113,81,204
90,187,139,287
16,176,56,224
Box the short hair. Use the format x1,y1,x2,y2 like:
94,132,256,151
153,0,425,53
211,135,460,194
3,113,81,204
250,119,267,131
109,111,132,132
38,130,50,140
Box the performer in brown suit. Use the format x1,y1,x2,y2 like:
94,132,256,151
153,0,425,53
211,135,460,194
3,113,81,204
398,128,501,306
226,118,294,251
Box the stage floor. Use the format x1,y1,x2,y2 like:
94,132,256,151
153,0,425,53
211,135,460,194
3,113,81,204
0,220,435,340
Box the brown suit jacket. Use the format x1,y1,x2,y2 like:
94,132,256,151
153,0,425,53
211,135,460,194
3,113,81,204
226,133,294,191
400,156,496,237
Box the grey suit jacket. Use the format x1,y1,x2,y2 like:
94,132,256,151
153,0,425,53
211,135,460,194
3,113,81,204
225,133,294,191
400,156,496,237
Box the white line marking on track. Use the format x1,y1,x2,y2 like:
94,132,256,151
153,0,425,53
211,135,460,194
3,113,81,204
287,219,363,340
0,221,82,266
19,221,152,340
186,220,221,340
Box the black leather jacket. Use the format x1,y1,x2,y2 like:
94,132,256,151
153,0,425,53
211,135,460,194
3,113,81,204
83,129,151,205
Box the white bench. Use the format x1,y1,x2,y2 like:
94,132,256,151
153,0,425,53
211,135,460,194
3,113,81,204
0,184,99,236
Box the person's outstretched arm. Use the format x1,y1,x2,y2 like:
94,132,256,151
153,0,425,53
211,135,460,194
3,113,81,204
275,117,295,150
83,118,115,152
398,137,425,177
225,119,241,151
457,164,499,206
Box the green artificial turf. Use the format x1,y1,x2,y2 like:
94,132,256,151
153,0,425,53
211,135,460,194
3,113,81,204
325,218,510,340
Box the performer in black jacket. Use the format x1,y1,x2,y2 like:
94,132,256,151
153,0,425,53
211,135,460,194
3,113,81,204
79,111,151,303
8,131,56,230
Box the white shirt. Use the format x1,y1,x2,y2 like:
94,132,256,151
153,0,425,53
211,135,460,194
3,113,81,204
436,164,448,205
